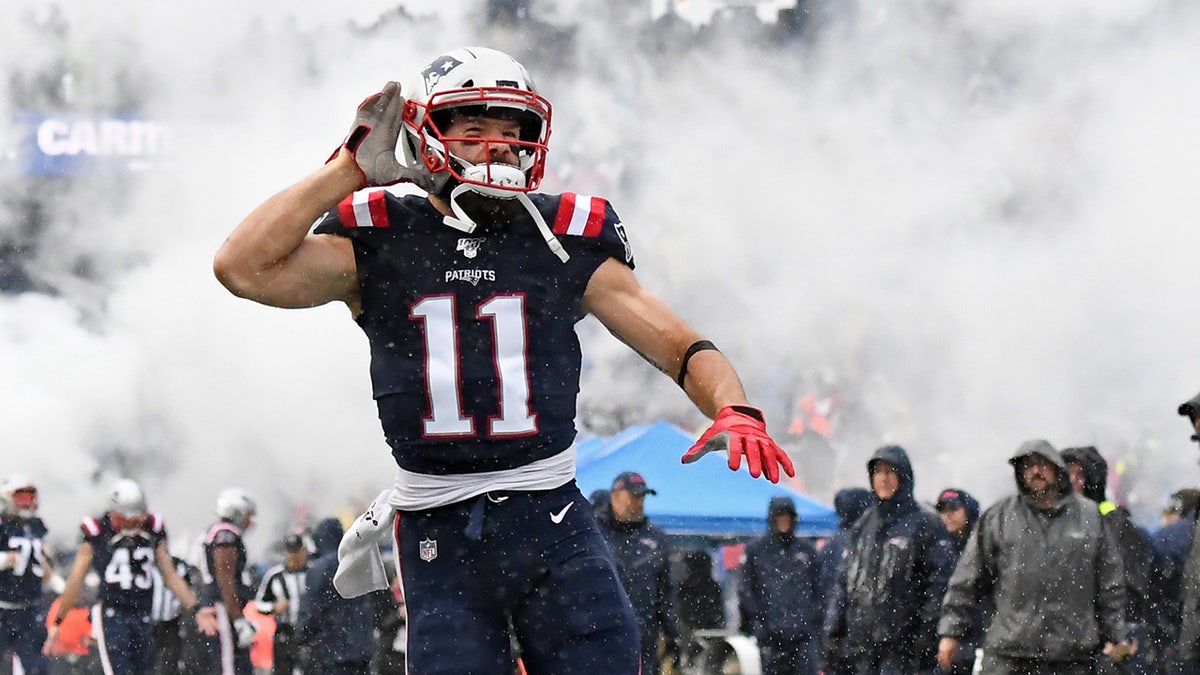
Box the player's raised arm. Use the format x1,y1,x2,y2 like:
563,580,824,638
214,81,427,311
213,150,363,310
582,258,795,483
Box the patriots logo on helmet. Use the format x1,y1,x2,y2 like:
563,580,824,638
422,55,463,93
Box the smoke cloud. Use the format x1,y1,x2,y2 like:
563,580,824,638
2,0,1198,553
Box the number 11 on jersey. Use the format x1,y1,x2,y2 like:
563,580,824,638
411,294,538,437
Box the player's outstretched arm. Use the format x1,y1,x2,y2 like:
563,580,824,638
583,259,794,483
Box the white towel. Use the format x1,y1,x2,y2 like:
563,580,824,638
334,489,396,599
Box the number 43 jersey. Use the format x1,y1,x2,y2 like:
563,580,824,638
315,191,635,476
81,513,167,615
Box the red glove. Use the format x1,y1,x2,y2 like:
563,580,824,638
681,406,795,483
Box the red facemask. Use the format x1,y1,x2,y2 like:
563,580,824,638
110,512,148,532
11,489,37,513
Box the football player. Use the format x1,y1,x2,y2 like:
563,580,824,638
198,487,257,675
213,46,794,674
45,479,213,675
0,475,64,675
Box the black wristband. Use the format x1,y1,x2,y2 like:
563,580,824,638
53,613,64,626
676,340,719,388
730,405,764,422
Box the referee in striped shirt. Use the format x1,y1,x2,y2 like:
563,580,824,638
255,533,310,674
150,554,194,673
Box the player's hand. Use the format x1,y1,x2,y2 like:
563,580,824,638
681,406,795,483
1105,639,1138,661
233,616,258,648
337,82,437,191
41,625,59,656
195,606,219,636
937,636,959,671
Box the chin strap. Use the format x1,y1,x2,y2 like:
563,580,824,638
443,184,570,263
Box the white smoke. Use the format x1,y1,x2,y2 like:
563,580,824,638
1,0,1198,556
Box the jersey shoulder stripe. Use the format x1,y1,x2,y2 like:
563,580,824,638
205,521,243,544
337,189,391,228
81,517,101,538
551,192,606,237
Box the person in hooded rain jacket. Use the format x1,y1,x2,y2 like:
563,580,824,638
739,496,822,675
815,487,872,675
933,488,982,675
1173,390,1200,672
937,439,1131,675
297,517,380,674
1152,488,1200,674
1062,445,1157,675
823,445,955,674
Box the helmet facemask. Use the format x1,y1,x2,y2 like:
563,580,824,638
405,85,550,194
399,47,569,262
109,479,148,531
110,512,150,533
10,488,38,518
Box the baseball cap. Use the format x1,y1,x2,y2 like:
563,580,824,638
1168,489,1200,517
282,533,306,552
1180,391,1200,420
611,471,657,496
936,489,966,512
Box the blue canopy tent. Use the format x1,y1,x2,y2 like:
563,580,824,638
575,421,838,538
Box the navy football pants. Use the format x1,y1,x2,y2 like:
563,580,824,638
94,605,156,675
395,480,640,675
0,605,48,675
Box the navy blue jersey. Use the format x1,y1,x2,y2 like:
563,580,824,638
315,191,634,475
199,521,253,608
0,515,49,606
82,512,168,614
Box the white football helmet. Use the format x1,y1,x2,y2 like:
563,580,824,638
1,475,38,518
400,46,552,198
108,479,148,518
215,487,256,528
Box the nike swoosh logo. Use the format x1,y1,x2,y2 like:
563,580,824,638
550,502,574,524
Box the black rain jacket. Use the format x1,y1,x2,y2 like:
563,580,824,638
739,513,822,643
823,445,956,666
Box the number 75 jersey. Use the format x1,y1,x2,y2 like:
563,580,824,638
315,191,634,476
0,515,50,606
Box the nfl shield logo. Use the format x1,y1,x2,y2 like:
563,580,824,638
419,538,438,562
